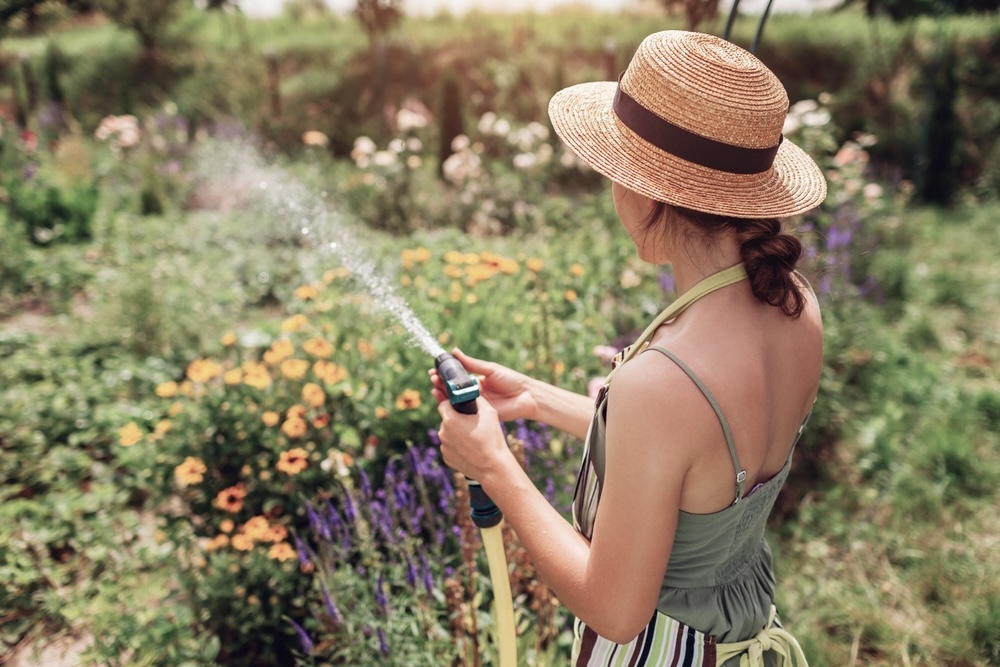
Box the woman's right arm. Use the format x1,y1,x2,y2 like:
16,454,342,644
429,348,595,440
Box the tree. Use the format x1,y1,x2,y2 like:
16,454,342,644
658,0,719,31
354,0,403,49
91,0,187,54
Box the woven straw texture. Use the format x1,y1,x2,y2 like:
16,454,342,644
548,31,827,219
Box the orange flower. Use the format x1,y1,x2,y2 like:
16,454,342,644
220,331,237,346
264,339,295,366
443,264,464,279
281,417,307,439
262,411,280,427
154,419,172,437
277,448,309,475
220,519,235,533
281,314,308,333
186,358,222,383
167,401,184,417
231,533,254,551
401,248,415,270
312,413,330,428
223,369,243,385
242,516,272,541
498,257,519,274
357,340,375,360
294,284,318,301
526,257,544,273
569,263,585,277
564,289,578,303
302,337,333,358
268,542,296,562
287,404,308,420
394,389,422,411
205,534,229,551
302,383,326,408
322,267,350,283
118,422,143,447
313,360,347,384
374,406,389,419
268,524,289,542
215,483,247,513
175,456,207,486
280,359,309,381
414,247,431,263
155,381,178,398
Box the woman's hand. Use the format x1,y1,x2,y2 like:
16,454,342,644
435,395,514,483
428,348,537,423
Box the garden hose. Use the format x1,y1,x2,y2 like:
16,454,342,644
435,352,517,667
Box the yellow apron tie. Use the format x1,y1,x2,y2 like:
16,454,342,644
713,606,809,667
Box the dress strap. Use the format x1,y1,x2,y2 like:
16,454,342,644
603,263,748,389
645,346,747,504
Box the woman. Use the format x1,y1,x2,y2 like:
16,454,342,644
431,30,826,666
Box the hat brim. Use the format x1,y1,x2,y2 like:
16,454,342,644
548,81,827,219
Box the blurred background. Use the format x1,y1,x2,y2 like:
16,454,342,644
1,1,999,666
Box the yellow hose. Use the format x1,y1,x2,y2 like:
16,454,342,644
480,523,517,667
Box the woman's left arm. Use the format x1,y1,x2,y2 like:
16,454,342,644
436,356,700,644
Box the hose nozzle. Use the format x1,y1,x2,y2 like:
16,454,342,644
435,352,480,415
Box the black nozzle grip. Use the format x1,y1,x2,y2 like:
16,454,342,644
466,479,502,528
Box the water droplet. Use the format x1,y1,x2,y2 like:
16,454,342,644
258,271,270,283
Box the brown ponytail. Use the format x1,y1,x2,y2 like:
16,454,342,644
642,202,805,318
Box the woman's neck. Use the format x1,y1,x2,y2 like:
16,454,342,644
668,235,743,296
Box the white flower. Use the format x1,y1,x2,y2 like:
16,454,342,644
302,130,329,147
528,122,549,141
396,108,428,132
492,119,511,137
352,136,376,157
406,137,422,152
451,134,470,152
801,110,831,128
372,150,396,167
789,100,819,116
388,138,406,154
862,183,883,202
782,116,801,135
513,153,537,170
477,112,497,134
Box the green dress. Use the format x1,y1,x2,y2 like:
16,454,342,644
570,264,811,667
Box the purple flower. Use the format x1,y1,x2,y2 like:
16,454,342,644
377,626,390,656
343,491,357,523
360,469,372,498
288,619,314,655
428,428,441,446
418,552,434,592
306,501,331,541
404,555,418,587
320,580,342,623
375,574,388,612
294,536,311,568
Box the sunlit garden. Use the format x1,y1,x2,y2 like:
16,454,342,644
2,1,999,665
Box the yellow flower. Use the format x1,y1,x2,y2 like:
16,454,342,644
118,422,143,447
444,250,465,264
168,401,184,417
443,264,464,279
375,406,389,419
287,404,308,420
231,533,254,551
570,263,585,277
498,257,519,274
414,247,431,263
277,447,309,475
281,314,308,333
526,257,544,273
223,369,243,385
220,331,237,346
268,542,297,562
281,417,308,439
302,383,326,408
294,284,318,301
155,381,178,398
466,293,479,304
465,263,496,286
302,337,333,358
357,340,375,360
322,267,350,284
187,358,222,383
220,519,235,533
280,358,310,381
462,252,479,264
394,389,422,411
264,339,295,366
268,524,289,543
242,361,272,390
401,275,412,286
564,289,578,303
175,456,207,486
215,483,247,513
401,248,415,270
206,534,229,551
262,411,280,427
242,516,272,541
154,419,172,437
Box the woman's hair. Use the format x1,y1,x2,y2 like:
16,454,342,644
643,201,805,318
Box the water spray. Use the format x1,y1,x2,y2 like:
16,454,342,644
434,352,517,667
195,141,517,665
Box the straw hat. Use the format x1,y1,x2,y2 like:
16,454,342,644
548,31,827,219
